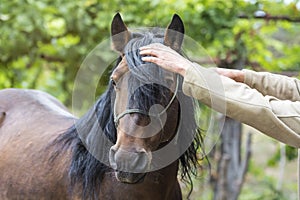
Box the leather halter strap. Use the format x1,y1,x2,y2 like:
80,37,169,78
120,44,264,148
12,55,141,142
113,75,180,128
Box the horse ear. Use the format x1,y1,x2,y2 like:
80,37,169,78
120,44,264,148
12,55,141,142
164,14,184,51
111,13,131,54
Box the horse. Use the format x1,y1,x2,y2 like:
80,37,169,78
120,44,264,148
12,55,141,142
0,13,203,199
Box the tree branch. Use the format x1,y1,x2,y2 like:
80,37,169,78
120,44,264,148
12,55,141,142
40,54,65,62
238,14,300,23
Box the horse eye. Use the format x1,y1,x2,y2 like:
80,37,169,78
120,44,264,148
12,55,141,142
111,79,116,86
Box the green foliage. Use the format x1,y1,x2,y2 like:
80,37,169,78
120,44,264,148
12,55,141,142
268,145,298,166
241,181,288,200
243,160,290,200
1,0,300,105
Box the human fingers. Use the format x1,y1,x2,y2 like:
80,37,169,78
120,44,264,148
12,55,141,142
140,46,179,61
140,48,178,63
141,56,174,72
141,56,161,65
140,43,177,56
139,45,172,57
141,55,187,76
139,49,159,57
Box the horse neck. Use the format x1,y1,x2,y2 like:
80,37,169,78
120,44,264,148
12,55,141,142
150,160,180,182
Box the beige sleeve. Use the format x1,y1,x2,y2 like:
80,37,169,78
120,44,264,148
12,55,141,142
182,64,300,148
243,69,300,101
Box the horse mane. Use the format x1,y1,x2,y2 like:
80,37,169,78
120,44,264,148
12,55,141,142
51,32,204,199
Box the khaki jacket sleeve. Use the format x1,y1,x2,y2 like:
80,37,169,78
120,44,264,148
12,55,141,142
243,69,300,101
182,64,300,148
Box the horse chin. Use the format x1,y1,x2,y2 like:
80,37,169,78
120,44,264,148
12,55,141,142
115,171,146,184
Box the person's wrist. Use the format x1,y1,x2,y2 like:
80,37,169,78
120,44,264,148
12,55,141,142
235,71,245,82
177,60,193,77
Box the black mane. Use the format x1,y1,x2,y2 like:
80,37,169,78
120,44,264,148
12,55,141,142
52,31,204,199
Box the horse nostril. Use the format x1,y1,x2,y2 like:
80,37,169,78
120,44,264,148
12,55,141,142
133,150,151,173
109,145,118,170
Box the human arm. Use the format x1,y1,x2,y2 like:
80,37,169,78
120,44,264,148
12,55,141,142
216,68,300,101
243,70,300,101
140,43,300,148
183,65,300,147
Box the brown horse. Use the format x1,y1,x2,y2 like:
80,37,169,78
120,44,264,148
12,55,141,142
0,14,203,200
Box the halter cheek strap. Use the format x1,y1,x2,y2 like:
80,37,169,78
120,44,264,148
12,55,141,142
113,75,180,128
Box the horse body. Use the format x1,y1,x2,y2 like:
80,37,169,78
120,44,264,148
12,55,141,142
0,89,74,199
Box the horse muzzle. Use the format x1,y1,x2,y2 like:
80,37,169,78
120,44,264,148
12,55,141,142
109,145,152,183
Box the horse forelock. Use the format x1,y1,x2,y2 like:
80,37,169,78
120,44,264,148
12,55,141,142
125,32,166,83
122,32,176,113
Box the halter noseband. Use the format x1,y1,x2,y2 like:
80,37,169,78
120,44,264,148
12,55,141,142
113,75,180,128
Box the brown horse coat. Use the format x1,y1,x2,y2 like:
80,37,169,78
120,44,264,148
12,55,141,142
0,89,75,200
0,89,182,200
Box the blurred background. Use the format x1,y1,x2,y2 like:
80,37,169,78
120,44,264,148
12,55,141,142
1,0,300,199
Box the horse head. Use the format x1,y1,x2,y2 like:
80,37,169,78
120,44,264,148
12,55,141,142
109,13,185,183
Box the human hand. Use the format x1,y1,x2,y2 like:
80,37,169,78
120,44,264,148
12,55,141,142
215,68,245,83
139,43,193,77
